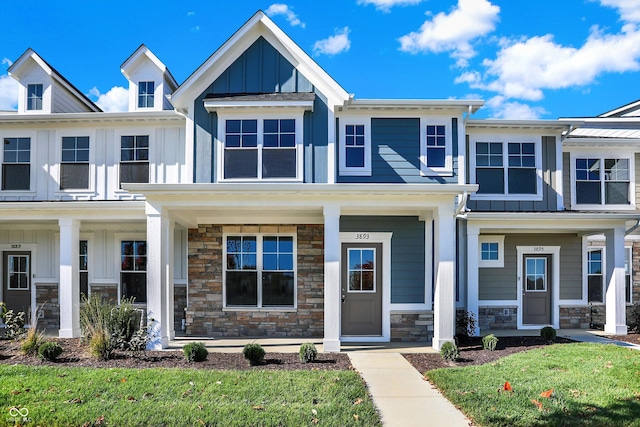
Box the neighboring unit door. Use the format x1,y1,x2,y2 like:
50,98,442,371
522,255,551,325
341,243,382,336
3,252,31,315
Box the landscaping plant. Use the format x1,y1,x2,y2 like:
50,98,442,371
37,341,63,361
299,342,318,363
2,309,26,340
440,341,460,361
242,343,266,366
482,334,498,351
540,326,556,343
628,302,640,333
456,310,477,337
183,342,208,362
20,325,45,356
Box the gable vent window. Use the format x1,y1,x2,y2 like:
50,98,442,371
60,136,89,190
27,84,43,111
138,81,154,108
2,137,30,191
120,135,149,186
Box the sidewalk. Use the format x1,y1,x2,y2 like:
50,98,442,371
348,352,472,427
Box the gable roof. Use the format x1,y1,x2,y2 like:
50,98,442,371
598,98,640,118
121,44,178,90
8,48,101,112
170,10,350,111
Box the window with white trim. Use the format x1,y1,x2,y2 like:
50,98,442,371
60,136,89,190
120,240,147,303
587,249,603,303
420,121,452,176
479,235,504,268
225,235,295,308
27,84,43,111
138,81,154,108
471,138,541,200
626,247,632,304
222,118,301,180
3,137,30,191
120,135,149,186
80,240,88,298
575,158,631,206
339,120,371,176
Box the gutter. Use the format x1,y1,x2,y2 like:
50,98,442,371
626,219,640,235
454,191,469,217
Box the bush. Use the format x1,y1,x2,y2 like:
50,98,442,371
440,341,460,361
183,342,208,362
482,334,498,351
38,341,63,361
90,330,113,360
243,343,265,366
456,310,477,337
628,303,640,333
20,326,45,356
299,342,318,363
540,326,556,343
3,309,26,340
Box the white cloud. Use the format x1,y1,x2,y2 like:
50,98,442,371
357,0,422,13
485,96,547,119
313,27,351,56
187,11,195,17
265,4,305,28
0,74,18,111
191,26,200,32
2,57,13,68
599,0,640,24
398,0,500,66
90,86,129,112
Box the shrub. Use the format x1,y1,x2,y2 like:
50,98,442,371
183,342,208,362
243,343,265,366
299,342,318,363
3,310,26,340
20,326,45,356
628,303,640,333
38,341,63,361
456,310,477,337
90,330,113,360
540,326,556,343
440,341,460,361
482,334,498,351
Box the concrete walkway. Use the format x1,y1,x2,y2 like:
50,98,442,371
348,352,472,427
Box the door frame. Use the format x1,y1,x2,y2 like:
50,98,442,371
339,232,392,342
516,245,560,329
0,244,38,325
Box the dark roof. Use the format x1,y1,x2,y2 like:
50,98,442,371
204,92,316,102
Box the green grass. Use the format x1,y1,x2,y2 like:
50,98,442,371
0,365,380,426
428,343,640,427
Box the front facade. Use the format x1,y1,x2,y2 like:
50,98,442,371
0,11,637,350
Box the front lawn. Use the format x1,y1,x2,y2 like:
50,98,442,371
427,343,640,427
0,365,379,426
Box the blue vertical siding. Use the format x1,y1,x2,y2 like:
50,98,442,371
340,216,426,304
192,36,329,182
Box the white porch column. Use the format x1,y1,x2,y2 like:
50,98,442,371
433,205,456,351
466,225,480,336
605,227,628,335
59,218,81,338
146,202,174,349
323,205,341,352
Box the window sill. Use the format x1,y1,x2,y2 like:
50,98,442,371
339,169,372,177
223,307,297,312
420,169,453,177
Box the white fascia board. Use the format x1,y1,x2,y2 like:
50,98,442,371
466,119,570,131
8,49,52,79
0,110,184,125
345,99,483,112
0,201,146,221
121,45,178,88
203,99,314,112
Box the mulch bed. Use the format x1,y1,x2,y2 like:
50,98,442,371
404,335,576,374
604,332,640,346
0,338,353,371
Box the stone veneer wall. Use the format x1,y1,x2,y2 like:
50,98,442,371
478,307,518,331
559,306,592,329
90,284,118,302
174,285,187,332
185,224,324,337
36,283,59,329
390,311,433,341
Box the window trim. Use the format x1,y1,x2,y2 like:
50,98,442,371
570,151,636,211
137,81,155,109
26,83,44,111
584,245,633,305
222,232,298,310
469,135,543,201
420,118,453,177
479,235,505,268
216,112,304,182
114,130,152,193
55,130,96,195
339,118,371,177
118,238,148,303
0,132,35,193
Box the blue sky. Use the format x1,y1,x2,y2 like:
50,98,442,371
1,0,639,119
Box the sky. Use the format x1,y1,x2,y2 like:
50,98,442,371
1,0,640,119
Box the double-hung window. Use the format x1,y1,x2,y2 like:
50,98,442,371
587,247,633,304
60,136,89,190
79,240,88,298
138,81,154,108
120,240,147,303
120,135,149,186
2,137,30,191
27,84,43,111
222,118,300,180
225,235,295,308
574,157,631,207
472,138,540,199
420,121,452,175
339,120,371,176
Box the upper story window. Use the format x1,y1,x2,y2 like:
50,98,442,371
420,121,452,176
138,81,154,108
2,137,30,191
60,136,89,190
339,120,371,176
120,135,149,186
574,157,631,207
470,138,541,201
221,117,302,181
27,84,43,111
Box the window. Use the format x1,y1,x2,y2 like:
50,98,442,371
120,135,149,186
225,235,295,308
223,119,299,180
138,81,154,108
120,241,146,303
626,247,632,304
425,125,446,168
27,84,43,111
80,240,88,298
588,249,603,303
420,120,452,176
339,120,371,176
526,258,547,291
348,248,375,292
60,136,89,190
472,139,540,200
478,235,504,268
2,137,30,191
575,158,630,206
